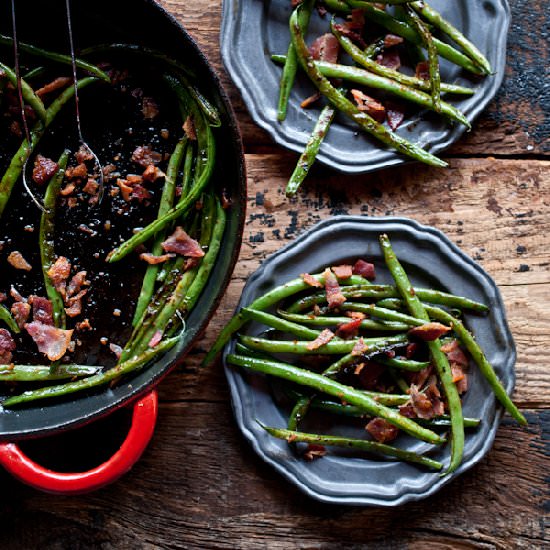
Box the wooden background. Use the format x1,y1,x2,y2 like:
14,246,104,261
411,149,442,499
2,0,549,548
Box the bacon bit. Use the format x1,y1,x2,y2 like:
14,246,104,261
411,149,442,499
60,183,76,196
221,190,232,209
346,311,366,320
300,91,321,109
25,322,73,361
184,257,201,271
286,433,298,443
83,178,99,195
352,337,368,356
312,304,322,316
408,322,451,341
142,96,159,119
366,417,399,443
142,164,166,182
35,77,72,98
333,22,366,48
47,256,71,294
116,178,133,202
324,268,346,308
29,296,54,326
306,328,335,351
148,330,163,349
441,339,469,366
65,292,86,318
103,164,118,181
0,329,16,364
309,33,340,63
398,402,416,418
7,251,32,271
386,102,406,131
301,273,322,288
408,383,444,419
132,146,162,167
376,50,401,70
332,264,353,279
385,349,396,359
357,361,385,390
336,318,362,339
109,343,123,359
131,184,152,202
451,363,468,394
408,364,433,389
32,155,59,186
67,197,78,209
406,342,418,358
416,61,430,81
162,227,205,257
352,259,375,280
303,444,326,461
384,34,403,48
66,163,88,180
140,252,175,265
348,8,366,31
75,144,94,163
183,116,197,140
76,319,92,331
354,362,365,375
10,286,25,302
351,90,386,122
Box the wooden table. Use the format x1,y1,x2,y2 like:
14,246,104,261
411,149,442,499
2,1,548,547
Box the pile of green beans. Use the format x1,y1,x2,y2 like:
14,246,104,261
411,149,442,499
0,42,226,407
273,2,492,197
209,235,526,472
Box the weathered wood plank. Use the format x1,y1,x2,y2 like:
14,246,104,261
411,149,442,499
159,0,550,156
1,405,547,549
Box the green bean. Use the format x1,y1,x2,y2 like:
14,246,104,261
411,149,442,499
287,396,312,432
263,425,442,469
277,0,315,122
420,415,481,429
132,137,187,326
344,1,483,74
202,273,368,366
0,62,47,122
23,66,46,80
322,352,357,377
321,0,351,13
376,355,430,372
241,308,321,340
0,77,98,220
0,364,100,382
0,34,110,82
286,103,336,197
234,342,273,360
404,5,441,112
2,336,179,408
181,140,196,197
338,302,425,326
278,309,410,331
330,23,474,96
388,367,410,393
379,234,463,474
290,8,447,168
411,1,491,74
287,285,489,313
425,305,527,425
0,304,19,333
41,150,70,329
228,353,444,444
239,333,408,355
107,76,215,262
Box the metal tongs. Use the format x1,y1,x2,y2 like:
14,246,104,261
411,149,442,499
11,0,104,211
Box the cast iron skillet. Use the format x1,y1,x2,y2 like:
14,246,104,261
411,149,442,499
0,0,246,489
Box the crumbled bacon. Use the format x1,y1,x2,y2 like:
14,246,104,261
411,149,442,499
309,33,340,63
142,96,159,120
7,251,32,271
386,102,406,131
406,342,418,359
376,50,401,70
332,22,366,49
142,164,166,182
407,383,444,420
66,163,88,180
83,178,99,195
32,155,59,186
140,252,175,265
416,61,430,81
451,363,468,394
10,286,25,302
148,330,163,349
75,318,92,332
346,311,366,320
301,273,322,288
130,184,151,202
0,328,16,363
303,444,326,461
35,77,72,98
357,361,385,390
183,116,197,141
11,301,31,329
441,339,469,366
352,337,368,356
408,322,451,341
30,296,54,326
65,292,86,318
25,322,73,361
352,259,376,280
300,92,321,109
324,268,346,308
366,417,399,443
336,318,362,339
332,264,353,279
76,144,94,163
384,34,404,48
109,343,123,359
47,256,71,294
67,271,89,298
408,364,433,389
60,183,76,196
131,146,162,167
162,227,205,258
306,328,335,351
116,179,133,202
351,90,386,122
102,164,118,181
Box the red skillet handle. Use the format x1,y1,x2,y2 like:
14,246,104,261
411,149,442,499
0,390,158,495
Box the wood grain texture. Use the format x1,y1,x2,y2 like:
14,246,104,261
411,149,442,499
1,1,549,549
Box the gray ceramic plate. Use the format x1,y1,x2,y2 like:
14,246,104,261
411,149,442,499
223,216,516,506
221,0,510,174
